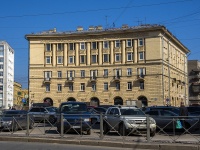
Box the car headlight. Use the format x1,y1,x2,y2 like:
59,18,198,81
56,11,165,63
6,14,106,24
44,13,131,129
127,120,135,124
2,121,12,125
149,118,156,124
84,118,90,122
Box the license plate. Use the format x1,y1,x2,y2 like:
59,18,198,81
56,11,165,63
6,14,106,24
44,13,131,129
72,126,80,128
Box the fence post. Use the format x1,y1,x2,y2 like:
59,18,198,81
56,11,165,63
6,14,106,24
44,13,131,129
100,113,103,140
146,115,150,142
26,113,30,136
61,113,64,138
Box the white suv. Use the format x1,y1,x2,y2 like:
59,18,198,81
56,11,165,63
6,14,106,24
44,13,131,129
103,106,156,136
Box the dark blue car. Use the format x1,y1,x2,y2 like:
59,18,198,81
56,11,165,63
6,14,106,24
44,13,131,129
56,101,91,135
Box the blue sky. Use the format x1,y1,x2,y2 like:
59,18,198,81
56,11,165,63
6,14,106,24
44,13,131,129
0,0,199,89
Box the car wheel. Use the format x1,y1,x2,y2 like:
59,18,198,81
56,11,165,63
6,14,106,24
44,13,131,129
86,129,91,135
119,123,127,136
103,122,109,134
150,131,156,137
49,116,56,124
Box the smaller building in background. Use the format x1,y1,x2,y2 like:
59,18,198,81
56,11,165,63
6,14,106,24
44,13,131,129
188,60,200,105
13,82,28,109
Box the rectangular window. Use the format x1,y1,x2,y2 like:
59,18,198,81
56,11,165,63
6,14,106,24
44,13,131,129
91,55,98,63
0,79,3,84
80,42,85,50
67,70,75,77
127,52,133,61
92,83,96,91
0,45,4,51
69,56,75,64
104,82,108,91
80,83,85,91
139,52,144,60
103,41,109,49
103,54,110,62
0,72,3,76
103,69,108,77
57,56,63,64
139,38,144,46
69,83,73,91
69,43,75,50
140,81,144,90
126,39,132,47
57,43,64,51
91,42,98,49
57,84,62,92
116,82,120,90
46,56,51,64
44,71,52,78
138,68,146,76
46,84,50,92
0,58,3,62
127,82,132,90
80,55,85,64
57,71,62,78
115,40,120,48
0,86,3,91
127,68,132,76
80,70,85,78
0,50,3,56
0,65,3,69
46,44,52,51
115,54,121,62
90,70,98,79
114,69,121,77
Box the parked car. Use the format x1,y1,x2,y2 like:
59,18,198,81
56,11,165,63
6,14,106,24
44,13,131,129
0,110,34,131
145,109,199,131
56,101,91,135
28,106,57,124
143,106,180,115
187,106,200,116
89,107,107,124
103,106,156,136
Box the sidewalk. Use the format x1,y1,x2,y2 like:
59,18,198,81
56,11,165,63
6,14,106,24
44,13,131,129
0,135,199,150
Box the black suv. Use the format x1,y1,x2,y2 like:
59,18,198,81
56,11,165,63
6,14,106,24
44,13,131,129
28,106,57,124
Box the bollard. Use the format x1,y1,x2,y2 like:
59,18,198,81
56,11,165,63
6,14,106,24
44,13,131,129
61,113,64,138
26,113,30,136
146,115,150,142
100,113,103,139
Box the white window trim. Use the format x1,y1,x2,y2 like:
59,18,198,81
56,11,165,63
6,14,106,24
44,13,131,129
80,55,85,64
127,52,133,61
115,54,121,62
127,68,132,76
104,82,108,91
81,70,85,77
126,39,132,47
139,38,144,46
57,84,62,92
69,56,75,64
92,55,98,63
103,41,109,49
92,83,96,91
69,43,75,50
103,54,110,62
139,52,144,60
80,42,85,50
91,42,97,49
115,40,120,48
80,83,85,91
46,56,51,64
57,56,63,64
127,82,132,90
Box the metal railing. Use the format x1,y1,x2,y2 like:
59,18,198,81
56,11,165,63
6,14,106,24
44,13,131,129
0,113,200,144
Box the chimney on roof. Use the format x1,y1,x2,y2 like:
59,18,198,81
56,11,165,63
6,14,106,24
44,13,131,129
89,26,95,31
96,25,103,30
77,26,83,31
53,28,56,33
122,24,129,29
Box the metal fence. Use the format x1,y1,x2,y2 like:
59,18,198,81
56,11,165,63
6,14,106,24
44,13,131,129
0,113,200,144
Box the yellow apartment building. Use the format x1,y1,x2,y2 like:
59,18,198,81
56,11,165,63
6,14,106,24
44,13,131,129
13,82,28,108
25,24,190,107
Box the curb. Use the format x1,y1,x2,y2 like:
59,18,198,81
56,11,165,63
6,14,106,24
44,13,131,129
0,136,199,150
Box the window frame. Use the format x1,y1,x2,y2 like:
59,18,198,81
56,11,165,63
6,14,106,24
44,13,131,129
69,56,75,64
57,71,62,78
103,69,108,77
116,82,120,90
127,68,132,76
91,55,98,63
139,52,144,60
69,43,75,50
46,56,51,64
46,84,50,92
103,54,110,63
80,42,85,50
80,70,85,78
80,55,85,64
57,84,62,92
80,83,85,91
69,83,73,91
139,38,144,46
92,83,96,91
91,42,98,49
103,41,109,49
104,82,108,91
127,82,132,90
57,43,64,51
115,40,121,48
126,39,132,47
46,43,52,51
127,52,133,61
115,53,121,62
57,56,63,64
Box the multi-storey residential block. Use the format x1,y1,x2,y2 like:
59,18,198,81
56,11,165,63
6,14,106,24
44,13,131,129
188,60,200,105
13,81,28,108
25,24,190,107
0,41,14,109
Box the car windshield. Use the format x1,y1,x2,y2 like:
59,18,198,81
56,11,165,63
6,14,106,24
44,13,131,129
120,108,145,116
3,111,20,117
46,107,56,112
61,103,87,113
